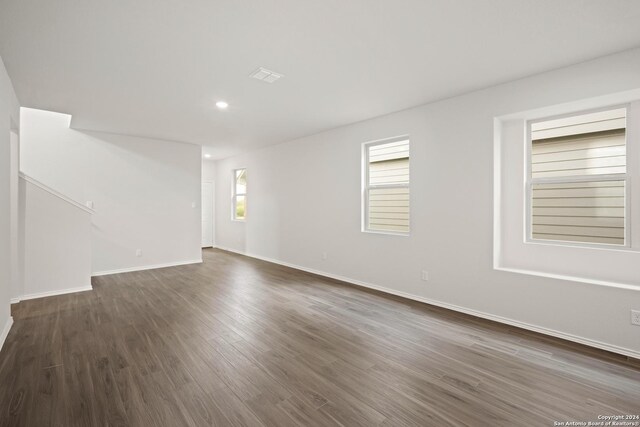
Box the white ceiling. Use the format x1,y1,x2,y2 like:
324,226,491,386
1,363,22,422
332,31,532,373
1,0,640,159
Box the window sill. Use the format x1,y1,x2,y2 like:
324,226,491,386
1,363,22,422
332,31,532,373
362,229,410,237
524,239,637,253
494,266,640,291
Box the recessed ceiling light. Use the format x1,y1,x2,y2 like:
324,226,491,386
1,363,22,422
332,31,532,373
216,101,229,109
204,153,212,158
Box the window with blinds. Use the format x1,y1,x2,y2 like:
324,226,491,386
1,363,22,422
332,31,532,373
529,108,627,246
364,138,410,234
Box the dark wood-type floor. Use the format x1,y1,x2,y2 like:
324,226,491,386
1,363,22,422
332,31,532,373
1,249,639,426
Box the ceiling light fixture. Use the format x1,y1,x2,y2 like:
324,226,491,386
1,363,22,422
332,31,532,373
216,101,229,109
250,67,284,83
204,153,212,158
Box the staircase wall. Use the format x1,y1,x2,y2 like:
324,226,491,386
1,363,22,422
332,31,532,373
20,108,202,275
18,175,92,300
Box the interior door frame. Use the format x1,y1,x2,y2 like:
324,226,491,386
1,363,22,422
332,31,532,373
201,180,215,248
9,129,22,300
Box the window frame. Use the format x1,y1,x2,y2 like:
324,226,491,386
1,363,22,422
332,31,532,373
232,168,247,221
524,105,631,249
361,135,410,236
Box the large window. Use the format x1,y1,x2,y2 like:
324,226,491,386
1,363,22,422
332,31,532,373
495,95,639,287
528,108,627,246
363,137,410,234
232,168,246,221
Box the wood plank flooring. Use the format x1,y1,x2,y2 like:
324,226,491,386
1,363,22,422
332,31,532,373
1,248,639,426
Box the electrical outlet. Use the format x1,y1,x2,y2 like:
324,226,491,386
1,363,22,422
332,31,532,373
632,310,640,326
321,252,327,260
136,249,142,257
421,270,429,281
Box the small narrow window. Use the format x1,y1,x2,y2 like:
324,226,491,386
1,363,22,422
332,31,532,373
363,137,410,234
529,108,627,246
232,168,246,220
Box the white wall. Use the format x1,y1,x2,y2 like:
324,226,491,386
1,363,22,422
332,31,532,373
20,109,202,274
0,55,20,347
20,177,92,298
202,157,216,182
215,48,640,357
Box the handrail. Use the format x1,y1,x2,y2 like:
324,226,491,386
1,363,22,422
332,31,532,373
19,172,95,214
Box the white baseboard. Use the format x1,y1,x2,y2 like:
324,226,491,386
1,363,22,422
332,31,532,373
0,316,13,352
92,258,203,277
11,285,94,303
216,246,640,360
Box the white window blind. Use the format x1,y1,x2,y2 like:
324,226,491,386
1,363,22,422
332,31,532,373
364,138,410,234
529,108,627,246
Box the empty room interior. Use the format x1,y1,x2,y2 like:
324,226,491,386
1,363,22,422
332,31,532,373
1,1,640,425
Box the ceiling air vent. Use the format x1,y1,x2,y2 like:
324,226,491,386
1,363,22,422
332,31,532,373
249,67,283,83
